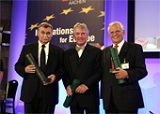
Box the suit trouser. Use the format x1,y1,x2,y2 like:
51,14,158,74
70,104,99,114
105,87,138,114
24,82,55,113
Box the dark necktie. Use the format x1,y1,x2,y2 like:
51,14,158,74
111,44,119,69
40,45,45,71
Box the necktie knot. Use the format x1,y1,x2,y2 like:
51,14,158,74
75,46,81,51
42,44,45,48
75,46,84,51
114,44,119,53
114,44,118,49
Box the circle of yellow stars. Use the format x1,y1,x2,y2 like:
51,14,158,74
28,6,105,31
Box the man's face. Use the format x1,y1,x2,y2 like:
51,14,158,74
109,24,125,44
37,27,53,44
74,27,88,46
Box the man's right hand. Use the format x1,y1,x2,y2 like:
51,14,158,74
25,65,36,73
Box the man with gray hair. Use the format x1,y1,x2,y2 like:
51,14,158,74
63,22,102,114
15,22,64,113
101,21,148,114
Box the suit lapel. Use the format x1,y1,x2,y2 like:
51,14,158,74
119,42,128,63
45,44,54,71
70,48,79,71
108,46,113,68
31,42,39,63
47,44,52,63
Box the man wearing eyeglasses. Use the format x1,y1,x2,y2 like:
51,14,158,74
101,21,148,114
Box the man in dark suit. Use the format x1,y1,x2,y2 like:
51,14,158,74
15,22,64,113
101,21,148,114
63,22,101,114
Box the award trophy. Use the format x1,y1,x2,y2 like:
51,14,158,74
110,48,126,84
63,79,80,108
26,53,51,84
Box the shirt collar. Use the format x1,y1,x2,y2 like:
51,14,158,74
38,41,49,48
113,39,125,48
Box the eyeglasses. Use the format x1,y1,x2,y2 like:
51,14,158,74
109,30,123,35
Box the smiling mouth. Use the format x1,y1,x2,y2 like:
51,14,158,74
43,38,48,40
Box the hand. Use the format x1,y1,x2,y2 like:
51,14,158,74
66,85,72,96
75,84,89,94
112,67,128,79
43,74,56,85
25,65,36,73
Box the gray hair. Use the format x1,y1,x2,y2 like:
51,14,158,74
38,22,53,30
108,21,124,32
73,22,89,34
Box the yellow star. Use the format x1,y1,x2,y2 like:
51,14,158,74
98,11,105,17
79,6,94,14
28,23,39,31
101,27,104,30
60,8,73,15
43,14,55,21
101,23,105,30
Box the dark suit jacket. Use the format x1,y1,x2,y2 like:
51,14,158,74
101,42,148,111
15,42,64,106
63,44,102,108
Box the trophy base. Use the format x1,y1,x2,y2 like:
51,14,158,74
110,69,126,84
43,78,51,84
46,78,51,82
118,79,126,84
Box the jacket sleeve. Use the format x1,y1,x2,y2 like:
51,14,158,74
127,44,148,83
